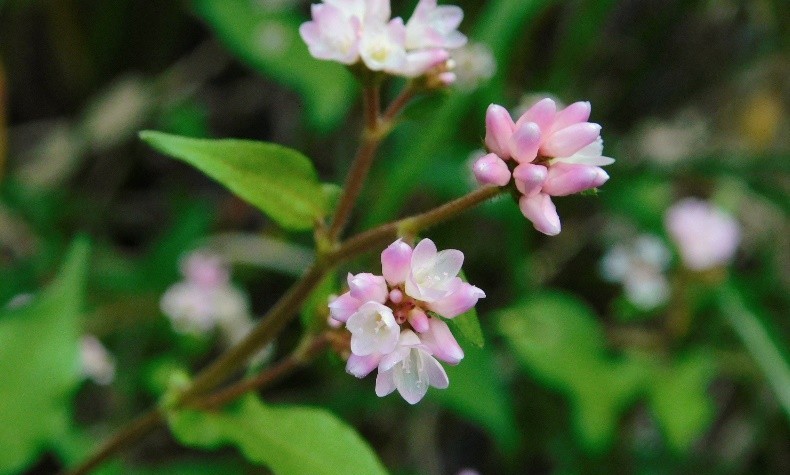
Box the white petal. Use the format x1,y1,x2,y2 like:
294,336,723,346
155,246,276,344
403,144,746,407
394,349,430,404
423,351,449,389
375,369,396,397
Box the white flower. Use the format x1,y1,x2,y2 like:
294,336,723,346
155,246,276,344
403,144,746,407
358,17,408,73
600,235,671,310
405,238,465,302
375,330,449,404
80,335,116,386
346,301,400,356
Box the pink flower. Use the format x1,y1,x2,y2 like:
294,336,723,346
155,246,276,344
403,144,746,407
300,0,466,78
665,198,741,271
327,238,485,403
473,98,614,236
405,0,467,50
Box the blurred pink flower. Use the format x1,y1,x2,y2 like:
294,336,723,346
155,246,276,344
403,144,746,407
665,198,741,270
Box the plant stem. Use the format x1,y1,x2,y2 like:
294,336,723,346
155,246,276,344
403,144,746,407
382,83,417,123
66,409,164,475
326,85,382,242
193,334,330,411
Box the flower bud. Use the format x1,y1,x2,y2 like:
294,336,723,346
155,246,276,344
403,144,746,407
348,272,388,303
519,193,561,236
541,163,609,196
484,104,515,158
512,163,547,197
509,122,541,163
408,308,430,333
421,318,464,365
328,291,362,323
472,153,511,186
427,282,485,319
542,122,601,158
381,239,413,285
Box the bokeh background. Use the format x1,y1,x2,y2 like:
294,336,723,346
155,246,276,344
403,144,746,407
0,0,787,474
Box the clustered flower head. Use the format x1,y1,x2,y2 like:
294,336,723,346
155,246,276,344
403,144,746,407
665,198,741,271
473,98,615,236
299,0,466,78
600,234,671,311
329,238,485,404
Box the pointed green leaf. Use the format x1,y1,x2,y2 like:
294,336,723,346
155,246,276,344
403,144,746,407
447,306,485,348
194,0,357,131
168,396,388,475
0,238,90,473
141,131,326,230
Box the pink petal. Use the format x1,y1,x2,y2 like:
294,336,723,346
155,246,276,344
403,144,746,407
427,282,485,319
327,291,362,323
519,193,561,236
346,353,382,378
347,273,388,303
550,101,591,133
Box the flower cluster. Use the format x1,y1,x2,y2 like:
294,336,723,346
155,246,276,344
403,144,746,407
329,238,485,404
473,98,614,235
299,0,466,78
665,198,741,271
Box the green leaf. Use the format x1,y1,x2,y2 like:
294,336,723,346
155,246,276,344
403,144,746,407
646,353,716,451
431,344,521,453
140,131,326,230
194,0,357,131
447,306,484,348
168,396,388,475
497,291,644,451
0,238,90,473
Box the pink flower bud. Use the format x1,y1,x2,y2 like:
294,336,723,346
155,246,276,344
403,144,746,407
408,308,430,333
389,288,403,304
550,101,591,133
181,252,229,288
516,97,556,131
519,193,561,236
427,282,485,319
348,272,388,303
346,353,382,378
512,163,547,197
541,163,609,196
473,153,511,186
381,239,413,285
421,318,464,364
328,291,362,323
508,122,542,163
437,72,457,86
484,104,515,159
542,122,601,158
